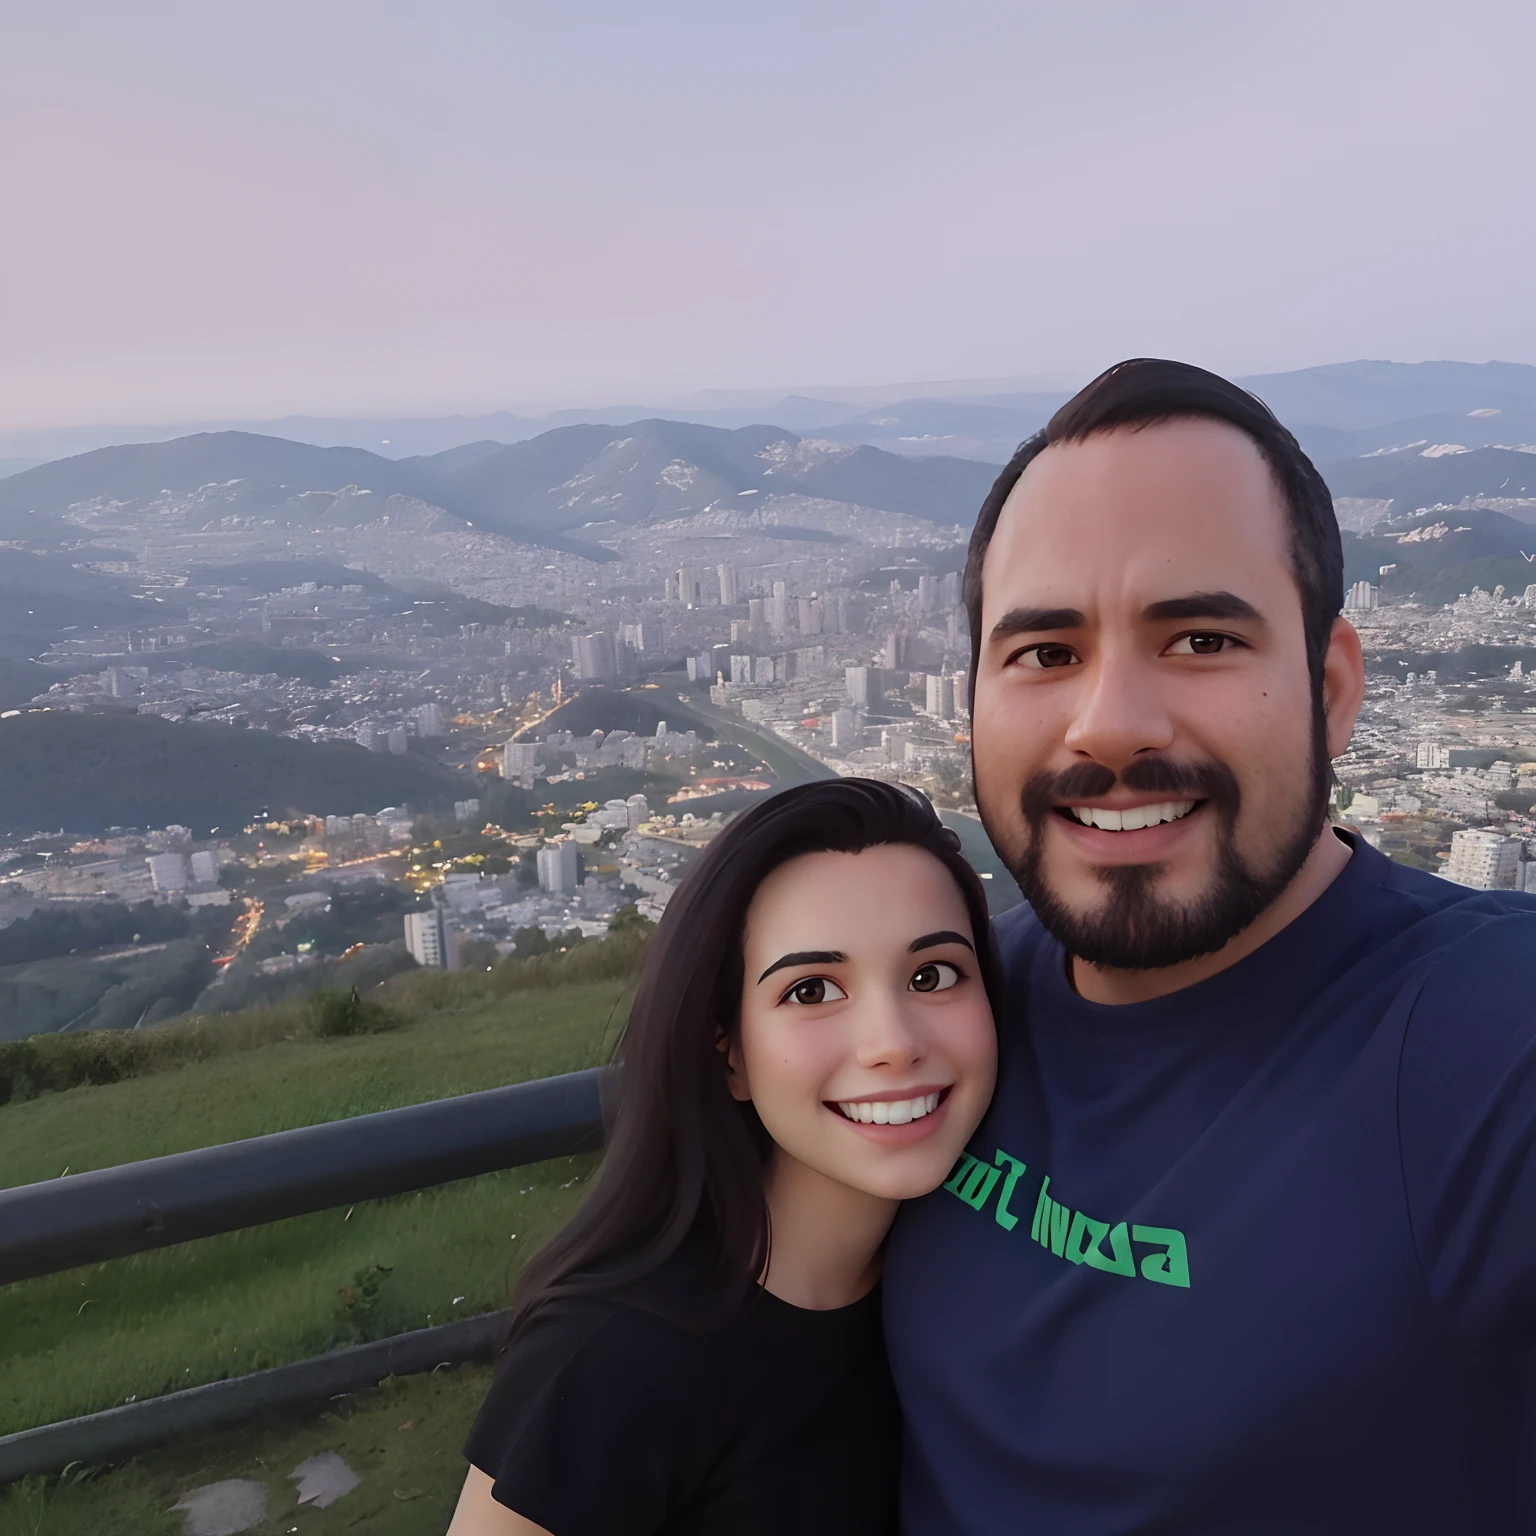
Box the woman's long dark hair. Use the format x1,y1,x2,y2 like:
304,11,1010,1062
507,777,1001,1334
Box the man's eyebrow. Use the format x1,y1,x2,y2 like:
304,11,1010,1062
1143,591,1264,624
908,930,974,954
757,950,846,984
987,605,1086,643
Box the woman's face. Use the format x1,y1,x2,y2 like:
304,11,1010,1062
728,843,997,1202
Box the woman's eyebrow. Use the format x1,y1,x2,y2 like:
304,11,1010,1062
757,949,846,984
908,930,974,954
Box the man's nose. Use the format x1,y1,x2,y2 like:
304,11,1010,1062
1062,649,1175,768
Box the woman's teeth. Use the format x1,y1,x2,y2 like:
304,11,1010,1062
1068,799,1195,832
837,1093,942,1126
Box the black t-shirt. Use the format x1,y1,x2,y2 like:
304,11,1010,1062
464,1257,899,1536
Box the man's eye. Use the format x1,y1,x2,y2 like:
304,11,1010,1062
910,961,960,994
1014,644,1079,670
1165,633,1237,656
783,976,848,1006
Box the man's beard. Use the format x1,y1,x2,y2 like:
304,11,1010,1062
983,707,1332,972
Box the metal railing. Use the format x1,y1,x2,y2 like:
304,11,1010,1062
0,1067,608,1480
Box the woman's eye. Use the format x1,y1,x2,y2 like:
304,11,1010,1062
910,961,961,994
1015,643,1079,670
1165,633,1236,656
783,976,848,1006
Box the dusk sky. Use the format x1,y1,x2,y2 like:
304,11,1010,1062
4,0,1534,427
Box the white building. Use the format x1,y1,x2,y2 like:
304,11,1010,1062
1416,742,1453,770
386,726,409,755
417,702,444,737
829,708,858,749
572,632,617,680
537,839,584,894
189,850,219,886
718,564,739,606
404,904,461,969
1344,580,1379,612
1443,829,1523,891
146,853,189,893
925,674,957,720
846,666,873,707
625,794,650,829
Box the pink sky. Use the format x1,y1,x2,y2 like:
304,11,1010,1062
3,0,1534,428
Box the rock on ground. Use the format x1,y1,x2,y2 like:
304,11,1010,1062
291,1451,361,1509
172,1479,267,1536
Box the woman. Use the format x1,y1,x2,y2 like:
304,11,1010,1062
448,778,1000,1536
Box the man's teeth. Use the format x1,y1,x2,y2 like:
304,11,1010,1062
1069,799,1196,832
837,1092,942,1125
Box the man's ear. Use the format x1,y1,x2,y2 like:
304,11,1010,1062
1321,615,1366,760
716,1026,752,1103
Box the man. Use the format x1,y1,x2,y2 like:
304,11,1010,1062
884,359,1536,1531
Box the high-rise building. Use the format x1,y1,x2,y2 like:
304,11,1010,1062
537,839,584,894
748,597,768,636
416,702,444,737
454,798,482,822
798,597,824,635
631,619,665,652
1443,829,1523,890
770,580,791,633
833,592,849,635
405,902,461,970
846,666,873,707
1523,584,1536,610
387,726,409,755
829,708,858,748
939,571,961,610
146,853,189,893
676,566,704,608
625,793,650,829
730,618,751,646
1415,742,1452,770
718,563,740,606
883,633,908,670
754,656,776,685
503,740,539,778
1344,580,1379,611
917,573,937,614
926,673,957,719
572,632,618,679
189,850,219,886
730,654,753,685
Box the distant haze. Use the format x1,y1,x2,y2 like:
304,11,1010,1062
3,0,1534,428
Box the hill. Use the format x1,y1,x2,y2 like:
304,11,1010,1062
1323,447,1536,519
0,712,462,834
431,418,1000,535
0,431,433,520
0,549,156,660
1238,360,1536,430
1342,508,1536,601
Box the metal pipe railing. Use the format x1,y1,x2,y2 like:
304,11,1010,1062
0,1066,607,1287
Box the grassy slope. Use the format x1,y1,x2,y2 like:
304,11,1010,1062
0,979,631,1438
1,1364,497,1535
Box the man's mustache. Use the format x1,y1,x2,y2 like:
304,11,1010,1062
1019,757,1242,823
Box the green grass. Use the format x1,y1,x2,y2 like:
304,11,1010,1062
0,1361,497,1535
0,975,633,1438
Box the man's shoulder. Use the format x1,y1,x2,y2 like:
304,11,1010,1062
992,898,1052,963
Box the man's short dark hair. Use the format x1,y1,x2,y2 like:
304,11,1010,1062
962,358,1343,697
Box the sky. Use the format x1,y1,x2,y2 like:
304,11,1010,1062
3,0,1535,428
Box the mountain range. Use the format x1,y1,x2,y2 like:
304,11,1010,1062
0,420,1001,549
8,360,1536,472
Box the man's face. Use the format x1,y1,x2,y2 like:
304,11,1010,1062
971,417,1342,971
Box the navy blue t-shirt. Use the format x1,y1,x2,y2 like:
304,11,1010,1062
885,832,1536,1533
